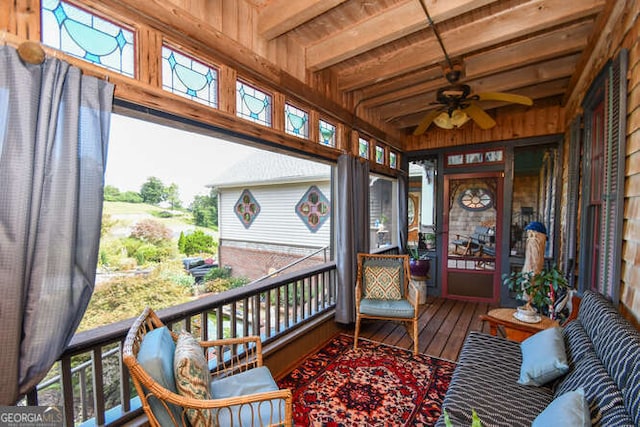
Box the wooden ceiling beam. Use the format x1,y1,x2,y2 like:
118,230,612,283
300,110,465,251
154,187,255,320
306,0,498,71
258,0,349,40
360,22,590,109
337,0,605,91
377,54,579,119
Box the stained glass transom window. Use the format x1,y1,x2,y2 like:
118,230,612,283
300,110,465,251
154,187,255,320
235,189,261,228
41,0,134,77
285,103,309,138
375,146,385,164
162,46,218,108
359,138,369,159
319,120,336,147
458,188,493,211
389,152,397,169
296,186,330,232
236,81,272,127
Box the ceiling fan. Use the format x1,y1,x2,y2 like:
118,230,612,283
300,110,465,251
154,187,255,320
412,2,533,136
412,66,534,135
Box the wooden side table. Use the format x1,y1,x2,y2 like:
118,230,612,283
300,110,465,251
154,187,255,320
480,308,559,342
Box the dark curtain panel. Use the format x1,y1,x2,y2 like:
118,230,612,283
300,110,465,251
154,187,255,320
398,171,408,253
335,154,370,324
0,46,114,404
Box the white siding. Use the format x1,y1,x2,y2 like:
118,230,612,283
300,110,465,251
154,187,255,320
219,181,331,248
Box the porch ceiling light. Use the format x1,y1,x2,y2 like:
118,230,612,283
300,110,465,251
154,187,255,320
433,109,471,129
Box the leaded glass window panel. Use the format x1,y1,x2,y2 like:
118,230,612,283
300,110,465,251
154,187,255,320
319,120,336,147
375,145,384,164
296,185,330,232
285,103,309,138
162,46,218,108
236,81,272,127
389,152,397,169
41,0,134,77
358,137,369,159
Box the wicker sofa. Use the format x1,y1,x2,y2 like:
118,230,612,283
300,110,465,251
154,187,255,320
436,290,640,427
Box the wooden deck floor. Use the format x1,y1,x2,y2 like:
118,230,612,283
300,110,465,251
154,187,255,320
355,296,498,361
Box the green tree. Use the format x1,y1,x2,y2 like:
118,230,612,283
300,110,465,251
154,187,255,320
178,231,186,253
119,191,143,203
165,182,182,209
103,185,121,201
140,176,165,205
182,230,214,256
190,188,218,228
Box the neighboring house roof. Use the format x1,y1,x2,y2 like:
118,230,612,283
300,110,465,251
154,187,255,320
209,150,331,188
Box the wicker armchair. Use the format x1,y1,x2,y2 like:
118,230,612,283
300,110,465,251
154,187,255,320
353,253,419,354
122,307,292,427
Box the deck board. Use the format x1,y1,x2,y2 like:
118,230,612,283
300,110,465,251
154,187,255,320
356,296,496,361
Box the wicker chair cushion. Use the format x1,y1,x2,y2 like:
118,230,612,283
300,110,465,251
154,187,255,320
518,327,569,386
363,265,402,300
210,366,287,426
532,388,591,427
174,332,213,427
137,326,184,426
358,298,414,318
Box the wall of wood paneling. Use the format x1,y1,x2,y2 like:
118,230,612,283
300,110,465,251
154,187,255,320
561,0,640,327
404,101,565,151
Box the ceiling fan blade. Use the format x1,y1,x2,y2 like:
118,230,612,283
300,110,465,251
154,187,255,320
463,103,496,129
413,109,443,135
476,92,533,106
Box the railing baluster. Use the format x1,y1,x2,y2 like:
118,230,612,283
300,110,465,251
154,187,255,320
60,356,74,427
264,289,272,338
243,297,250,337
119,341,132,413
79,368,88,421
92,347,106,426
275,286,282,333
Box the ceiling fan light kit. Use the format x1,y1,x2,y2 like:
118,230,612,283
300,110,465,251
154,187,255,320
434,110,470,129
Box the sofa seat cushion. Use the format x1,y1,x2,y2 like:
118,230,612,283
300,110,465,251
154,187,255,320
555,353,634,426
210,366,287,426
137,326,184,426
359,298,415,318
437,332,553,427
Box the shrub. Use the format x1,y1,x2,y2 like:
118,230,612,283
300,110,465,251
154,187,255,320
151,210,174,219
203,266,231,281
180,230,215,256
204,275,249,294
130,219,172,244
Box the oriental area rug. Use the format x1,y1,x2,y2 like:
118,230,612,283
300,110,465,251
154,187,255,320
277,334,456,426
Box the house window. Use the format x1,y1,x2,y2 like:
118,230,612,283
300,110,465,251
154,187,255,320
375,145,385,164
319,120,336,147
296,185,330,232
285,103,309,138
41,0,135,77
358,137,369,159
234,189,261,228
236,80,272,127
161,45,218,108
370,175,397,250
389,152,397,169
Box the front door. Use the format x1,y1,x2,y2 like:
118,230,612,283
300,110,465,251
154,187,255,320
443,172,502,303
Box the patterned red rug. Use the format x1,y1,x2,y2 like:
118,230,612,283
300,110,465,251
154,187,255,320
277,334,456,426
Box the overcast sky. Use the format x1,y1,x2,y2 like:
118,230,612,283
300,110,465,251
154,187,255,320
105,113,260,205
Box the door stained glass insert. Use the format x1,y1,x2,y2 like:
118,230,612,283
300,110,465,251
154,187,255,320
236,81,272,127
459,188,493,211
296,186,330,232
359,138,369,159
41,0,134,77
162,46,218,107
235,189,260,228
319,120,336,146
285,104,309,138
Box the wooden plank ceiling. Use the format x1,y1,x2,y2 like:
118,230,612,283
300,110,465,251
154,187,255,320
249,0,607,135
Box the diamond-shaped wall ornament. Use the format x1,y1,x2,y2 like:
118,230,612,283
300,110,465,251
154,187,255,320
235,189,260,228
296,186,330,232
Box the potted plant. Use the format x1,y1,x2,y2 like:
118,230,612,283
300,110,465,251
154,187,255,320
407,246,430,280
502,264,569,317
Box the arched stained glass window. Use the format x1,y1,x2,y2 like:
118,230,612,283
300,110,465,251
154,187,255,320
162,46,218,108
41,0,134,77
319,120,336,147
285,103,309,138
236,81,272,127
